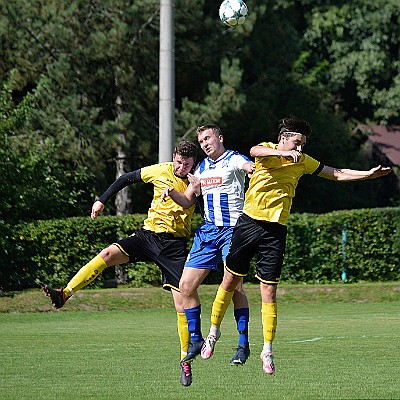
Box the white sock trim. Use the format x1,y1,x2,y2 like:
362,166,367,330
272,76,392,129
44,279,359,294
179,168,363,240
263,342,273,353
209,326,220,337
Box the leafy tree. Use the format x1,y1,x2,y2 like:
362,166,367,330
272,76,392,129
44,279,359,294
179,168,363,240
0,0,397,221
216,0,395,211
1,0,162,215
295,0,400,124
0,0,254,216
176,58,247,140
0,72,94,222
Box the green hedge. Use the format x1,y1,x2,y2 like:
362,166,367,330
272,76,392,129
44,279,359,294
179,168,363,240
283,207,400,283
1,207,399,290
0,214,203,290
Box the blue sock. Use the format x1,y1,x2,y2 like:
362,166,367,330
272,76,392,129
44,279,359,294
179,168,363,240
234,307,249,346
184,305,203,342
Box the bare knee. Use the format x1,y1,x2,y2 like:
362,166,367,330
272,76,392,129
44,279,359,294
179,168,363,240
99,245,127,266
171,289,184,313
260,283,277,303
234,279,245,295
99,247,112,263
222,272,241,292
179,277,191,297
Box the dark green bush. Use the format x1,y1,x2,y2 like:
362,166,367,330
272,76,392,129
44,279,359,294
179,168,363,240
0,220,17,288
2,215,145,289
283,207,400,283
0,208,399,290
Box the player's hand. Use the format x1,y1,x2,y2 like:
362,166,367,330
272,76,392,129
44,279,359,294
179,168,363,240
368,165,392,179
161,186,174,201
187,173,201,197
91,201,105,220
243,161,255,177
282,150,302,163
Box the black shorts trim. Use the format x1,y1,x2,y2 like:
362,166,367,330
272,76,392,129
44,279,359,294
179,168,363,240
163,283,179,292
113,243,129,257
255,275,280,285
225,264,247,277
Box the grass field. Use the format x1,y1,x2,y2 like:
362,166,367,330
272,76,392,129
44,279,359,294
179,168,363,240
1,283,399,399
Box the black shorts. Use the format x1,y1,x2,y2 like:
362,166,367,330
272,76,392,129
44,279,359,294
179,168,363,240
114,228,188,291
225,214,287,284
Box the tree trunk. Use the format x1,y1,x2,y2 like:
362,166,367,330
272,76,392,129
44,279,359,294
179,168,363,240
114,94,130,284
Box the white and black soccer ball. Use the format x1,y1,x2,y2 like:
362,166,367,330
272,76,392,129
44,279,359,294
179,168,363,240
219,0,248,27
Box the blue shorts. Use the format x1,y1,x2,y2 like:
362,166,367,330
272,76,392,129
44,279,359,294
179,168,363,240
185,223,234,270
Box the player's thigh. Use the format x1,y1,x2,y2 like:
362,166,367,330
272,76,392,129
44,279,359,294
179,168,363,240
255,223,287,283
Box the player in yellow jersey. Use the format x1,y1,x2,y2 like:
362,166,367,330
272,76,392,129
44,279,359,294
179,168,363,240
40,140,198,387
203,116,392,375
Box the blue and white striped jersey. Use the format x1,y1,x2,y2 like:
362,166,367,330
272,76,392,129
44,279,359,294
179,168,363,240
194,150,250,227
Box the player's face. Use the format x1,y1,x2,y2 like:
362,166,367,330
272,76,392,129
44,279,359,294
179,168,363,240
197,129,224,160
281,134,307,152
173,155,195,178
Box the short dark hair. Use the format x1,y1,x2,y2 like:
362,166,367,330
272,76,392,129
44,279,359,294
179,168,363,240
196,124,223,137
278,116,312,141
174,140,198,161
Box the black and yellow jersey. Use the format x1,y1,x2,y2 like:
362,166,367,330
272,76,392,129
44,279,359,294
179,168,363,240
141,163,195,238
243,142,321,225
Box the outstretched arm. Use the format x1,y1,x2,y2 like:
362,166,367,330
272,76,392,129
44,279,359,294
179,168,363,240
317,165,392,182
161,176,198,208
91,169,142,220
250,146,302,163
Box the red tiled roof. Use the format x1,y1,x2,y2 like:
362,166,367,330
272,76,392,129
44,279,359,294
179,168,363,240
354,124,400,166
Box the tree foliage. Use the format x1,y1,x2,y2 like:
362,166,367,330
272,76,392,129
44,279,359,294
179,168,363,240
295,0,400,124
0,0,398,223
0,72,94,222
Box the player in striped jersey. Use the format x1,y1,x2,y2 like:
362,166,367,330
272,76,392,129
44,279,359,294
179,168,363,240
162,125,255,375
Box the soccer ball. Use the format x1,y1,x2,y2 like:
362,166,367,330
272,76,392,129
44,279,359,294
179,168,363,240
219,0,248,27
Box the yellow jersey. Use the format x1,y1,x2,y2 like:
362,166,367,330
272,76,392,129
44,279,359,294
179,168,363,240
141,162,195,238
243,142,321,225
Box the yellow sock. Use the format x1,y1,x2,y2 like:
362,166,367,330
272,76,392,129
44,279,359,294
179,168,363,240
210,285,234,328
262,302,278,343
63,255,108,297
177,312,190,360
